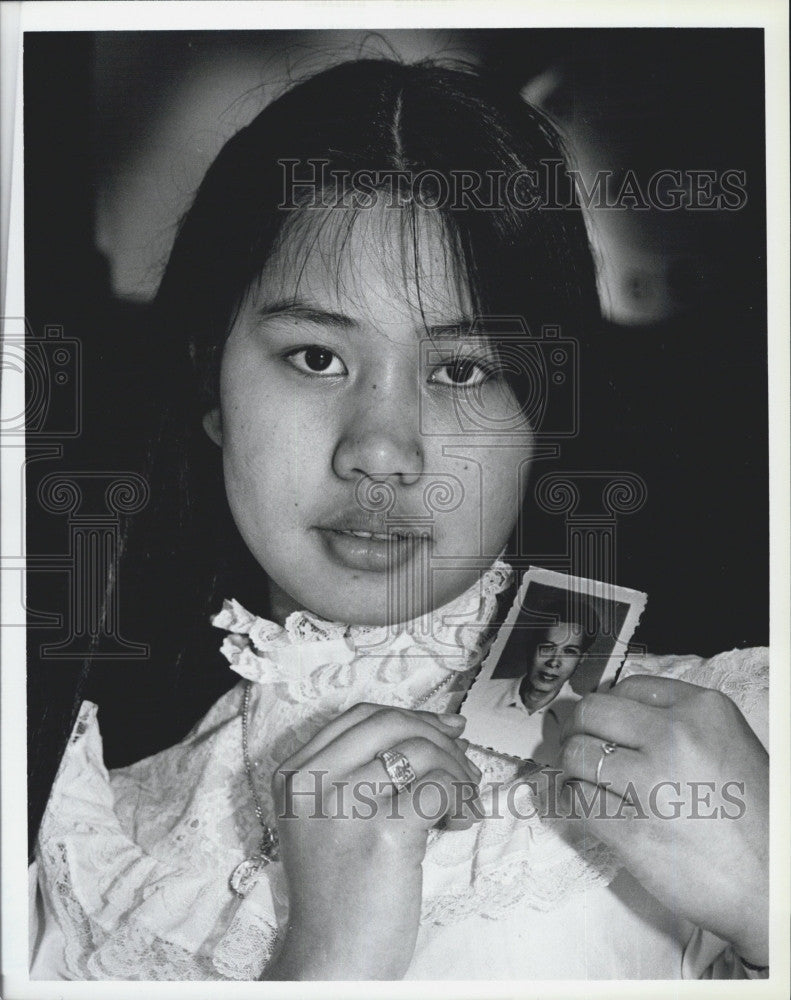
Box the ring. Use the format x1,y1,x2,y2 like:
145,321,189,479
375,748,417,793
595,740,619,786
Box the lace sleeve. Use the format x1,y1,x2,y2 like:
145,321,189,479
420,649,769,931
419,749,621,925
33,701,283,981
28,859,70,979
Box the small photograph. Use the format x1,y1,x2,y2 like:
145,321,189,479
462,567,647,763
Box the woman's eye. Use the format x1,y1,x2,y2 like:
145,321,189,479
430,357,492,387
285,346,347,376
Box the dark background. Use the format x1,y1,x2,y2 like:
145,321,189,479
24,30,767,855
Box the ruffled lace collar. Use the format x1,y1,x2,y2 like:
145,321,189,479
211,559,513,690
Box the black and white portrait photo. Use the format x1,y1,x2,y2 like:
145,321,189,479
462,567,646,762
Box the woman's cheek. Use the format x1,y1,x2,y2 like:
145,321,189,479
479,438,533,544
250,401,335,507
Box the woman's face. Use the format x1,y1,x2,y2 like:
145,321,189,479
206,202,534,625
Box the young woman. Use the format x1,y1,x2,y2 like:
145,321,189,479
29,58,768,981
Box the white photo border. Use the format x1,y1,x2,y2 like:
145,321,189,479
460,566,647,758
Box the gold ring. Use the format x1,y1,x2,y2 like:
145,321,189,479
595,740,619,786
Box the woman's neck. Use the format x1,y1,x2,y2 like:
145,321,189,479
265,576,306,626
263,557,511,631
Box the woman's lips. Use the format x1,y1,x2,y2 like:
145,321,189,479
315,527,431,573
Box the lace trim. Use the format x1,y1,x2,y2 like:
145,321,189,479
419,745,621,925
37,837,227,980
33,567,767,981
421,840,619,925
212,559,514,694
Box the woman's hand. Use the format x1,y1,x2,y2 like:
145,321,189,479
558,676,768,965
262,703,481,981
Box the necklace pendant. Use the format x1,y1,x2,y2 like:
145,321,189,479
229,829,280,898
229,854,270,898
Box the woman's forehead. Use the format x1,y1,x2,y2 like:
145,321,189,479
254,201,474,327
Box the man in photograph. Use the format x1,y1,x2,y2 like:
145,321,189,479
516,617,593,712
475,598,599,762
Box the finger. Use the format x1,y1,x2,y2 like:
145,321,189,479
608,674,709,707
560,733,641,793
557,779,635,839
349,737,481,794
284,702,466,769
285,708,474,780
402,769,483,831
439,802,484,832
560,692,661,749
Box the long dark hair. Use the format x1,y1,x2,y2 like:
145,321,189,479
83,57,601,768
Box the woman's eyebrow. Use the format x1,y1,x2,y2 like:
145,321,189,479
257,300,358,330
426,320,476,338
257,304,478,340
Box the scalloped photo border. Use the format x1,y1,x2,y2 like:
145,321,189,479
461,566,648,760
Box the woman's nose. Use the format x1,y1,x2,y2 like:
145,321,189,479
332,400,424,487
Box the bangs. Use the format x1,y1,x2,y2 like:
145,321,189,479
245,187,480,336
157,59,600,414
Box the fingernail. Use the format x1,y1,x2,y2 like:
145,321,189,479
438,713,466,727
466,761,482,780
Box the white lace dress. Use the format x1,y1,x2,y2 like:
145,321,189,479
28,560,768,981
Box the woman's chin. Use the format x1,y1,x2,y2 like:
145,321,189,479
295,573,480,628
298,594,435,628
